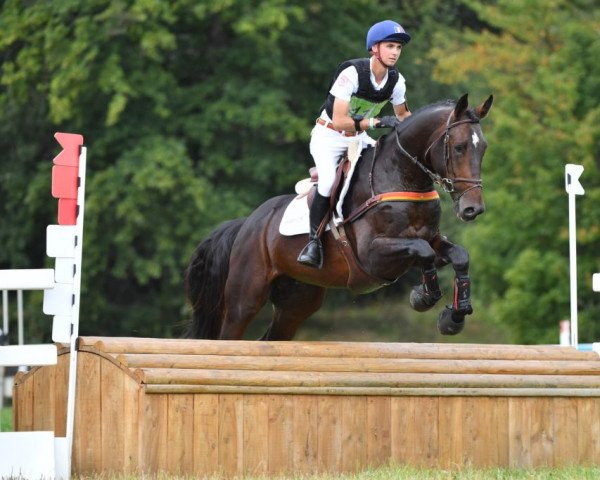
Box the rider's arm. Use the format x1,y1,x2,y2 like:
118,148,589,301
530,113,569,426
329,66,367,132
331,97,369,132
394,102,411,121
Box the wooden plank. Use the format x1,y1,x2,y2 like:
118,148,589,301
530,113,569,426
139,368,600,389
317,396,342,472
118,353,600,375
145,384,600,397
54,352,69,437
267,394,294,475
391,396,438,467
529,397,554,467
192,394,219,475
508,397,532,468
73,352,102,474
101,359,124,472
12,372,23,430
242,395,268,476
340,396,367,472
462,396,505,467
32,364,55,431
218,394,243,477
493,397,510,466
553,397,578,466
122,375,141,474
438,396,463,468
292,395,318,474
14,371,33,431
366,396,391,467
139,394,168,473
81,336,599,361
577,398,600,465
166,394,194,474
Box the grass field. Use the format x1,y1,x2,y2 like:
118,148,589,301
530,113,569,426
73,465,600,479
1,406,11,431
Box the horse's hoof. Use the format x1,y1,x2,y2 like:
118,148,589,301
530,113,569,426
410,285,441,312
437,306,465,335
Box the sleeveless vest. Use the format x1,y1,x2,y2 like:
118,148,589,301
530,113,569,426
322,58,399,119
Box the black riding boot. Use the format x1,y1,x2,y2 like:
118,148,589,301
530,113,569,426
297,192,331,269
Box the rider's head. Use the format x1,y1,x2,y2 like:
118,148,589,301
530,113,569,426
366,20,411,68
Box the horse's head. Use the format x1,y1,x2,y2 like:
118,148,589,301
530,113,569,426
429,94,493,222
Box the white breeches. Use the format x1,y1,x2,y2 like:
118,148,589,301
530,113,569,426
309,123,376,197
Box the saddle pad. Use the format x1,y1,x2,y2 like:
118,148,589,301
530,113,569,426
280,139,364,236
279,193,331,236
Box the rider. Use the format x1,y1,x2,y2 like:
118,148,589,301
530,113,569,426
297,20,413,269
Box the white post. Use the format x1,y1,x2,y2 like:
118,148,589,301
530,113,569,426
2,290,8,335
565,164,584,348
65,145,86,478
17,290,24,346
568,191,578,347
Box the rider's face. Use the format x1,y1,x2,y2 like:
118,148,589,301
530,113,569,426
373,42,403,67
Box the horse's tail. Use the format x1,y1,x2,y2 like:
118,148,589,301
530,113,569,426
183,218,247,339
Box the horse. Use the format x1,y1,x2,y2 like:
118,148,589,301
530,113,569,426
184,93,493,340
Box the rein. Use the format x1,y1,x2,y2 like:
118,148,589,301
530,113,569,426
397,115,482,196
342,112,482,226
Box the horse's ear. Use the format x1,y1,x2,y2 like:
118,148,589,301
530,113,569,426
453,93,469,119
476,95,494,120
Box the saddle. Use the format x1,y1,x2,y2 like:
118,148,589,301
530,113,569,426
295,141,395,293
296,139,363,229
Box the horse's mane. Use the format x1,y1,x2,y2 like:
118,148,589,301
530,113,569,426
395,98,479,135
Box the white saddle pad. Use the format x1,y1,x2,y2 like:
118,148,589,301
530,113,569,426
279,193,318,236
279,139,363,237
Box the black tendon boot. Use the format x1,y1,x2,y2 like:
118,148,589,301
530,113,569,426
297,192,331,269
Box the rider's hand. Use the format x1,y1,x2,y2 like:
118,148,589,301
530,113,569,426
375,116,401,128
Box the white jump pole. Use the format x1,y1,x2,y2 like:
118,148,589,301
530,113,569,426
565,164,584,348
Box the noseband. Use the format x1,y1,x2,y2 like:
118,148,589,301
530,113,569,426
394,113,482,200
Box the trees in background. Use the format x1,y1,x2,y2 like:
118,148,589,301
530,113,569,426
0,0,598,343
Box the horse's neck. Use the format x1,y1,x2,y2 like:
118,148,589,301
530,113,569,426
368,132,435,194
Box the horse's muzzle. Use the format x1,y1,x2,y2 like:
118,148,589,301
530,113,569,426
455,189,485,222
459,203,485,221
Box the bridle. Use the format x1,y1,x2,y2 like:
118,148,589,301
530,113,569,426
392,112,483,201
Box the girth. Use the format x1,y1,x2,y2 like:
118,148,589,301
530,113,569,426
328,221,394,294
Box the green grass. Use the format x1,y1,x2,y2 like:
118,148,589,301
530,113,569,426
73,465,600,479
1,406,12,431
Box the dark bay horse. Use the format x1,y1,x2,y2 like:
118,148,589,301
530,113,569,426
185,94,493,340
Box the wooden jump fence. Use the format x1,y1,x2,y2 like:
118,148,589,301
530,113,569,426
13,336,600,476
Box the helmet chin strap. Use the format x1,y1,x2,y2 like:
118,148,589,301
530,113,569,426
373,45,392,69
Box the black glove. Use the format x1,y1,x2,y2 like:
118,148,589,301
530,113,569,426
351,115,364,132
375,115,401,128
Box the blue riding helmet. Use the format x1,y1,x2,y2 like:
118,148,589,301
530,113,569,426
366,20,411,51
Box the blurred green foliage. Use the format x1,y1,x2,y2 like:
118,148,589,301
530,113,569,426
0,0,598,343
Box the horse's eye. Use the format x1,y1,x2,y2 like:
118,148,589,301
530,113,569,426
454,143,467,154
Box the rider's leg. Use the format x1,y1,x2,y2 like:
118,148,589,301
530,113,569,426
297,192,330,268
297,124,344,268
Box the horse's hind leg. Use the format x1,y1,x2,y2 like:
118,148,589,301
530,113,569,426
219,254,272,340
432,235,473,335
259,276,326,341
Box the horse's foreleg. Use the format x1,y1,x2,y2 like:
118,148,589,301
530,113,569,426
410,265,443,312
260,276,326,341
431,235,472,335
368,237,442,312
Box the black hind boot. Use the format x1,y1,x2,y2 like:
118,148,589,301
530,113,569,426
297,192,331,269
